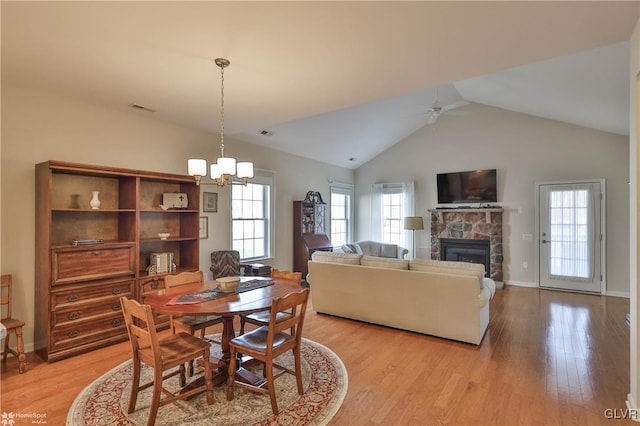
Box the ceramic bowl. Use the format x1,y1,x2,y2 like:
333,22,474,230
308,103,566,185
158,232,170,240
217,276,240,292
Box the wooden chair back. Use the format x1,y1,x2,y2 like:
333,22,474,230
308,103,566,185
1,274,14,320
271,269,302,284
267,288,310,350
164,271,205,296
120,296,162,366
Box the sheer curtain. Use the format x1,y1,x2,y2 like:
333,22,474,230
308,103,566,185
370,183,383,241
402,181,416,251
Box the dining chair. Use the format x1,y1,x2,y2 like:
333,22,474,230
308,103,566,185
226,288,310,415
120,296,214,426
239,269,302,335
164,271,223,376
1,274,26,373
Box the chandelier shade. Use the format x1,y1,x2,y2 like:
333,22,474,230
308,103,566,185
187,57,254,186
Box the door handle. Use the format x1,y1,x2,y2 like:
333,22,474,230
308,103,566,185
542,239,548,244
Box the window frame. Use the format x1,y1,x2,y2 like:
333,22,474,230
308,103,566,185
330,182,354,247
230,170,275,262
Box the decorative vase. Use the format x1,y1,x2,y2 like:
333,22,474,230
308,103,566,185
90,191,101,210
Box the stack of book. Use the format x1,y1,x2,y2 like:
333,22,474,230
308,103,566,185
150,252,175,274
250,263,272,277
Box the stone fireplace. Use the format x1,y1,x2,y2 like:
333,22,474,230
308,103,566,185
429,208,503,282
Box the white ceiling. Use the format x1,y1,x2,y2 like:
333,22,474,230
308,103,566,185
2,2,638,169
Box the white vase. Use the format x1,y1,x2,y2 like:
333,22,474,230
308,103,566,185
90,191,101,209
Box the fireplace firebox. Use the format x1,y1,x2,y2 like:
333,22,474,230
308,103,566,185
440,238,490,278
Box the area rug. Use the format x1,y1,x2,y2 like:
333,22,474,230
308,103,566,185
67,338,347,426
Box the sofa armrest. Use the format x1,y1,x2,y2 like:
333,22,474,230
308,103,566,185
398,246,408,259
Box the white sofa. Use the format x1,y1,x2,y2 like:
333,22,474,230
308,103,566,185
341,240,408,259
307,251,495,345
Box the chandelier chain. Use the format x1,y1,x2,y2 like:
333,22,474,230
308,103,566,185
219,64,225,158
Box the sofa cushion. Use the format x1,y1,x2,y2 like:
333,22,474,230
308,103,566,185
409,259,484,283
380,244,398,258
311,251,362,265
361,255,409,270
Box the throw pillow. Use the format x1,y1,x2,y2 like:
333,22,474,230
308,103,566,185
341,244,354,254
380,244,398,258
361,255,409,270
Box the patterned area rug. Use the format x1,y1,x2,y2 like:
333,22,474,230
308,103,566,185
67,338,347,425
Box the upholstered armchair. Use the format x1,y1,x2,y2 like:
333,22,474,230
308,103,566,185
210,250,241,279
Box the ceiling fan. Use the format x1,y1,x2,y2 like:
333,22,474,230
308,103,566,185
425,89,470,125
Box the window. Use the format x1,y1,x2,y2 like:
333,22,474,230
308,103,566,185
231,171,274,261
382,189,403,245
330,183,353,246
371,182,415,250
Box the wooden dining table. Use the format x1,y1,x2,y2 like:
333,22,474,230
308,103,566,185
143,277,303,387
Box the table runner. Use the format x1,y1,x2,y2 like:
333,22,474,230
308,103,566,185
166,278,274,305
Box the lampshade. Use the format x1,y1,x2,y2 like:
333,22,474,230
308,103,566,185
237,162,254,179
217,156,236,175
404,216,424,231
188,159,207,178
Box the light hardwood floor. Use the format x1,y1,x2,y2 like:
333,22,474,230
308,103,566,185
0,286,632,425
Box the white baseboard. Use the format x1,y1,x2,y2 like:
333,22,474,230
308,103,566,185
503,281,630,298
607,290,631,298
626,393,640,422
503,280,537,288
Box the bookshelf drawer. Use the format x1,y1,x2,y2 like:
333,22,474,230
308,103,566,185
52,244,135,285
51,279,134,309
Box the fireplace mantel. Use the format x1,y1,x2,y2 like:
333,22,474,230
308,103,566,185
428,207,504,224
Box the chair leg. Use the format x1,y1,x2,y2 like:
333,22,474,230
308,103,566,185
226,347,237,401
15,327,26,373
128,359,141,413
202,347,214,405
2,334,9,361
293,345,304,395
147,369,163,426
265,359,279,415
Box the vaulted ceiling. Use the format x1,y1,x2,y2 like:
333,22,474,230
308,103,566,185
2,2,638,168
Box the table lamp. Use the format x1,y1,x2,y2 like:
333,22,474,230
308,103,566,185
404,216,424,258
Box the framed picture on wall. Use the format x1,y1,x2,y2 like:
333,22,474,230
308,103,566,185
199,216,208,239
203,192,218,212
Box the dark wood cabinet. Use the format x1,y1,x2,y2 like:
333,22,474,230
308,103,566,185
35,161,199,362
293,200,332,279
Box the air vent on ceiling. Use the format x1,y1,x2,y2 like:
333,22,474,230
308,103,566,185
128,103,156,113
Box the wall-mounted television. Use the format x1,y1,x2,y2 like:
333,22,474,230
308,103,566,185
437,169,497,204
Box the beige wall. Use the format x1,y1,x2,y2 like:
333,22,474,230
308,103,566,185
355,102,630,295
0,84,353,352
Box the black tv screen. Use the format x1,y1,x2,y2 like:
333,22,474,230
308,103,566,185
437,169,497,204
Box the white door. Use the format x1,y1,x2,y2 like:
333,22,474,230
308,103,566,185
537,181,603,293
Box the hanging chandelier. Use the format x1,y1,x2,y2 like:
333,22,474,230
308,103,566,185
188,58,254,186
